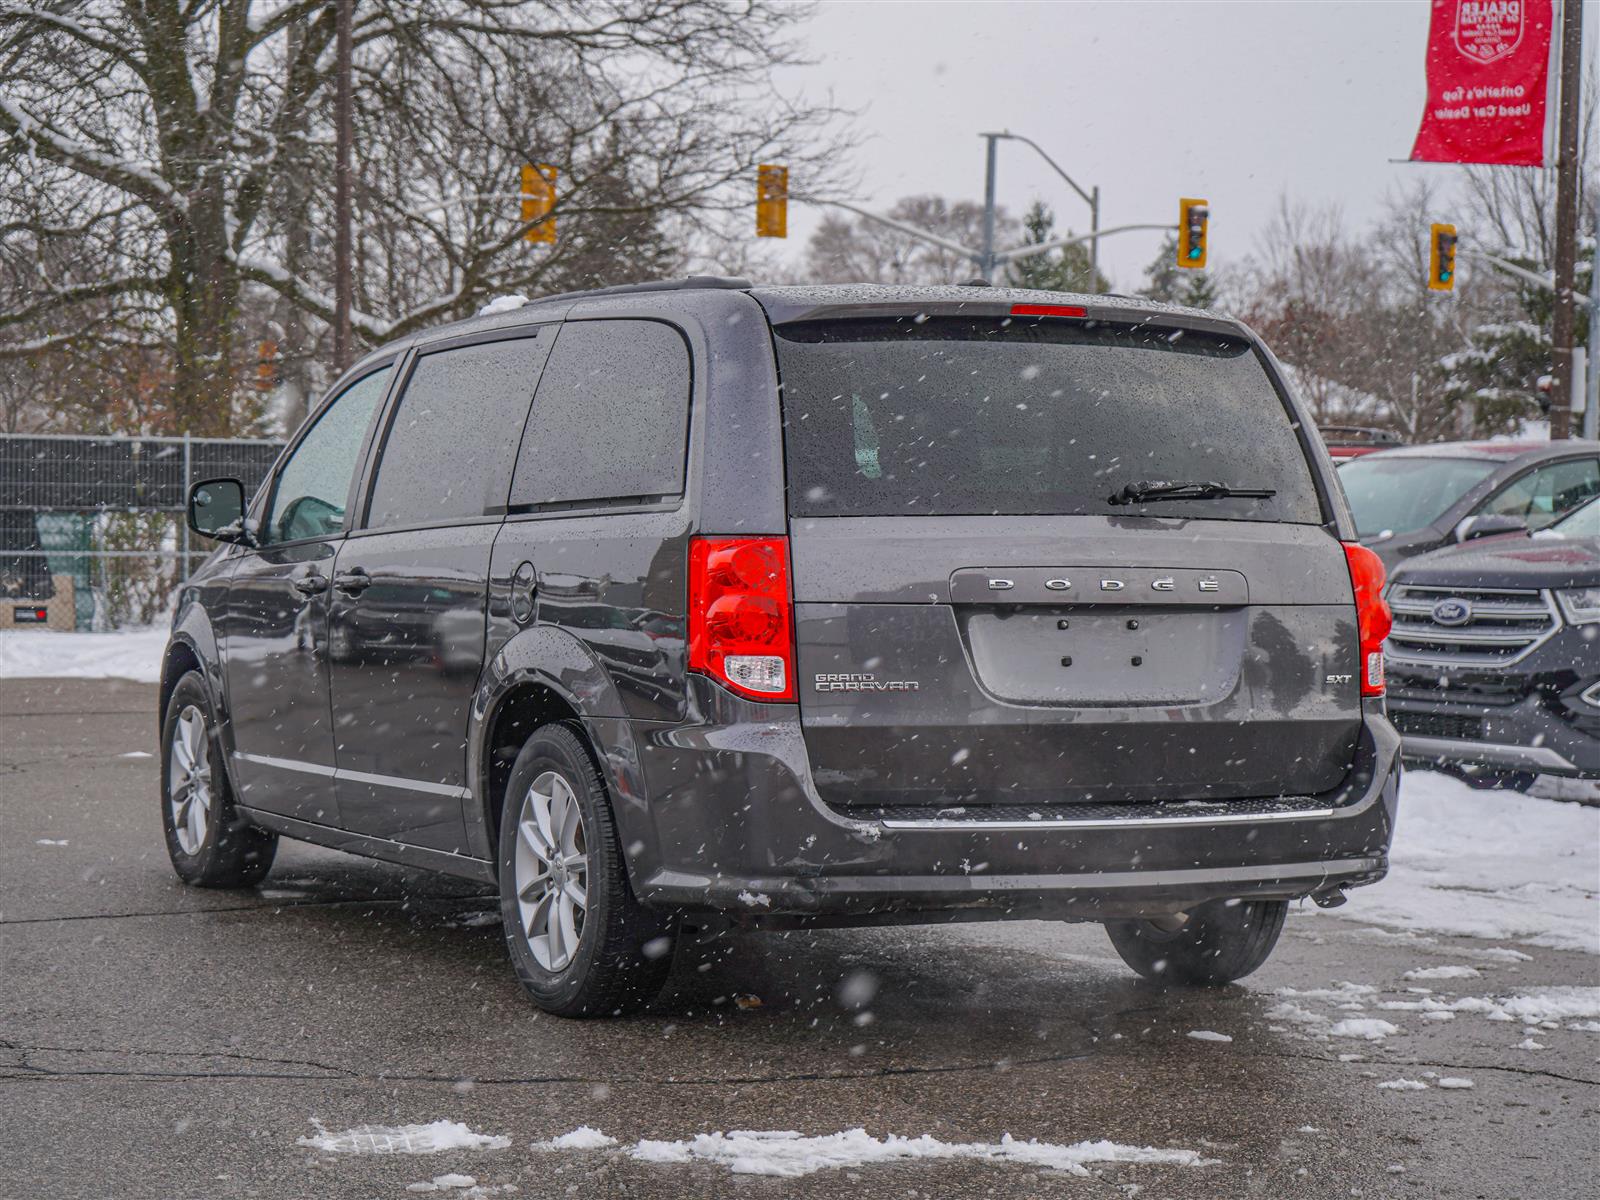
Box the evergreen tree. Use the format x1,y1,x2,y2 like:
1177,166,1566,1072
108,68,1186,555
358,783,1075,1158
1439,242,1593,435
1005,201,1109,294
1140,236,1216,308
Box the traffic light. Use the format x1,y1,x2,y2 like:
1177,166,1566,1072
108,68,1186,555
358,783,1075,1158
520,163,557,244
756,163,788,238
1177,197,1208,269
1428,223,1457,292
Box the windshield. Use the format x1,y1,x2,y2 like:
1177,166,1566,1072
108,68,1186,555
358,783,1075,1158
1537,495,1600,539
1337,454,1498,538
774,317,1323,522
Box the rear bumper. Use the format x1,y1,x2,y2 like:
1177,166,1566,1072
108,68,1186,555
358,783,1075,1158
623,689,1401,923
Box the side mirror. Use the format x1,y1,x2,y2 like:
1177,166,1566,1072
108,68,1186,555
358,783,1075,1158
1455,513,1528,543
187,478,250,544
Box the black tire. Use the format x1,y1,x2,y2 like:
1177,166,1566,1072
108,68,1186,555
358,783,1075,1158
160,671,278,888
497,722,673,1017
1461,770,1538,793
1104,898,1288,986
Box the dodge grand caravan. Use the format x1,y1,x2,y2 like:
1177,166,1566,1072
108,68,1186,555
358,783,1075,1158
164,279,1401,1016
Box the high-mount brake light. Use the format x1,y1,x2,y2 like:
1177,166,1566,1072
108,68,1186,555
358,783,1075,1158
1011,303,1088,319
688,536,797,702
1341,542,1392,697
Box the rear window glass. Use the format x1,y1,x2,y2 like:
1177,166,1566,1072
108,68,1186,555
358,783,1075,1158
774,317,1323,523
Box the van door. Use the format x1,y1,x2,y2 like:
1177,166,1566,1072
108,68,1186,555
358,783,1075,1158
489,319,696,723
327,330,555,851
769,313,1362,814
221,364,394,825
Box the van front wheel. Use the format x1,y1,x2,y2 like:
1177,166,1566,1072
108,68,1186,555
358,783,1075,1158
1104,899,1288,986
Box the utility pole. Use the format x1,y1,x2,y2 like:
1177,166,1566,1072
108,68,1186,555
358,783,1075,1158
281,16,312,425
1549,0,1583,439
978,131,1103,289
1588,189,1600,440
332,0,354,374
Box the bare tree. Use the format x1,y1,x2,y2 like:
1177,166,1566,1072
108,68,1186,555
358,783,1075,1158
1,1,842,435
805,195,1015,284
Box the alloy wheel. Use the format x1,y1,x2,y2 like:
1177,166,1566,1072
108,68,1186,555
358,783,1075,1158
169,704,213,855
514,769,589,971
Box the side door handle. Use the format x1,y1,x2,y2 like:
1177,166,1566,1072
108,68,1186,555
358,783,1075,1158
293,573,328,596
334,567,372,595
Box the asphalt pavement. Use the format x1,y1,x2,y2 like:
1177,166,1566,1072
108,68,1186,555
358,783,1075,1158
2,678,1595,1200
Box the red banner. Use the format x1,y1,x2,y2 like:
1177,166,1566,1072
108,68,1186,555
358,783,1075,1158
1410,0,1554,166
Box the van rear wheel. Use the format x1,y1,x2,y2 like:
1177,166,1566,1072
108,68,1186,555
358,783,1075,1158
1104,898,1287,986
498,722,674,1017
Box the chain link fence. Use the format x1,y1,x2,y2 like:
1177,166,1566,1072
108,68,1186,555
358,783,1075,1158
1,434,282,631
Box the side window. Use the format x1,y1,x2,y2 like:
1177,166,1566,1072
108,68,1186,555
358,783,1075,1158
366,334,553,530
263,366,392,544
510,320,691,508
1479,458,1600,530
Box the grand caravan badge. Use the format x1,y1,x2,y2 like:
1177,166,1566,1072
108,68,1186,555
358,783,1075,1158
814,672,920,693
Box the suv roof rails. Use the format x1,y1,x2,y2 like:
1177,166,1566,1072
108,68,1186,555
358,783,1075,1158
523,275,755,309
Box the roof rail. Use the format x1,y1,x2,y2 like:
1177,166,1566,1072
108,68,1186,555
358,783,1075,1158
523,275,755,309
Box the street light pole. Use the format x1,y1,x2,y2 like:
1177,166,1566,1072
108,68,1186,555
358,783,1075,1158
979,131,1105,289
980,134,1000,282
1090,184,1101,290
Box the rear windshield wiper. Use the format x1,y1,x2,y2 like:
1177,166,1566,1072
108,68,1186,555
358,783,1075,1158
1107,479,1277,506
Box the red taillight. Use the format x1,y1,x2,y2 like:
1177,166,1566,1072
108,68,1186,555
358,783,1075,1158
1011,303,1088,319
688,536,796,702
1342,542,1392,697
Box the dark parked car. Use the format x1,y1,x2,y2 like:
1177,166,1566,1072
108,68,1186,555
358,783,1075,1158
1386,496,1600,790
163,279,1401,1016
1338,439,1600,570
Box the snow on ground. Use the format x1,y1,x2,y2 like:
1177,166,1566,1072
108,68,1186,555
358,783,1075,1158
0,627,166,682
1324,770,1600,954
529,1128,1214,1179
297,1120,511,1155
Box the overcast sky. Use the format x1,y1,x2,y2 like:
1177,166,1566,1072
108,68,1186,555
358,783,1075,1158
777,0,1595,289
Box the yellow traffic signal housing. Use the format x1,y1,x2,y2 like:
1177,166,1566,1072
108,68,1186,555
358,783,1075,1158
1177,197,1208,269
521,163,557,244
756,164,788,238
1429,223,1457,292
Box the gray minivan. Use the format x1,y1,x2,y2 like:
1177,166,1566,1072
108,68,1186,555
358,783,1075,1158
165,279,1401,1016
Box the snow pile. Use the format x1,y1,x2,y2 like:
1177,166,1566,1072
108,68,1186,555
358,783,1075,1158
1186,1030,1233,1043
298,1120,511,1155
0,627,167,682
1327,771,1600,954
533,1127,618,1151
1377,1079,1428,1091
476,294,528,316
406,1175,477,1193
1377,986,1600,1026
1403,965,1480,981
1327,1018,1400,1041
621,1129,1214,1179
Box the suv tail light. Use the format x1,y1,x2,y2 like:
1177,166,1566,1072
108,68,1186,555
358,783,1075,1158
688,536,797,702
1342,542,1392,696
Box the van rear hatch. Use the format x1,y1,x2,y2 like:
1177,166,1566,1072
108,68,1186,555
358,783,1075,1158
766,306,1361,814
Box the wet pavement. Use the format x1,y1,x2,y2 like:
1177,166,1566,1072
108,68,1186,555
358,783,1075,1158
2,678,1596,1199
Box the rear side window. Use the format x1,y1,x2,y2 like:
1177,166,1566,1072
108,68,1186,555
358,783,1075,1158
366,334,552,530
774,317,1324,523
510,320,691,508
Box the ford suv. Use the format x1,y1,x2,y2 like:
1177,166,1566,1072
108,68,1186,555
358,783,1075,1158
164,279,1401,1016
